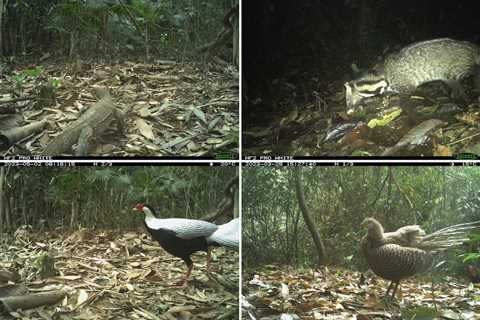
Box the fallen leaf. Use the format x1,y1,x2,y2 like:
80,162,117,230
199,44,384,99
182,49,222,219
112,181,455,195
135,118,155,140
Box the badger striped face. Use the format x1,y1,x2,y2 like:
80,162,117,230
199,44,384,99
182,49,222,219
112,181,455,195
345,75,389,114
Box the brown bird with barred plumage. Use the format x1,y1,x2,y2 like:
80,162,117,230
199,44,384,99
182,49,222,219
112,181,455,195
361,217,480,298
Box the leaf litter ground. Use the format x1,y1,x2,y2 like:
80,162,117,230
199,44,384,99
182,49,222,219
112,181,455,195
243,265,479,320
0,228,239,319
0,60,238,157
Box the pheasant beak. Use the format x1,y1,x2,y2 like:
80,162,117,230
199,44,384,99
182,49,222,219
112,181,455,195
133,204,144,213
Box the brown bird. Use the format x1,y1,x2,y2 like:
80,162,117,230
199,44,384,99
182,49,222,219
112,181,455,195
361,217,480,299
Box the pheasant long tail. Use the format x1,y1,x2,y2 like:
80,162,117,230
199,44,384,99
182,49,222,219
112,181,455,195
420,221,480,251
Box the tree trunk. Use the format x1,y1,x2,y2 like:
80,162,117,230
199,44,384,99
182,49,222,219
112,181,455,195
70,200,76,228
0,166,4,232
6,195,11,230
21,190,26,225
294,168,327,265
0,0,4,55
234,187,239,218
144,24,150,62
233,0,239,66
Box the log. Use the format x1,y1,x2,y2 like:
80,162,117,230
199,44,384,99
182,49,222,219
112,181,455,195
0,284,28,298
0,120,47,150
0,270,19,284
0,290,66,313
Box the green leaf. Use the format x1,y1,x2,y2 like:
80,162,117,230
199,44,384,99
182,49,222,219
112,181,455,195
190,106,207,125
401,306,441,320
462,252,480,263
50,79,61,88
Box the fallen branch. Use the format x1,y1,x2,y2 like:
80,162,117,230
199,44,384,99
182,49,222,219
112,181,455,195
0,96,35,105
0,290,66,313
0,120,47,150
0,284,28,298
0,270,19,284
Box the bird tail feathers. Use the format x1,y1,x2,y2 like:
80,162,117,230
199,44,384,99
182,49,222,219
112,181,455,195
207,218,239,250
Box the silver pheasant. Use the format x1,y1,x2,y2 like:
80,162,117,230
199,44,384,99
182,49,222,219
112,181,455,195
361,217,480,298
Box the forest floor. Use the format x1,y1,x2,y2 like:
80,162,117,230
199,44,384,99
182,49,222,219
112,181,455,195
0,59,238,157
0,228,239,319
242,265,479,320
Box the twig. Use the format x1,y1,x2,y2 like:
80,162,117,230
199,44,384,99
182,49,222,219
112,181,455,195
0,96,35,104
194,139,236,157
447,131,480,146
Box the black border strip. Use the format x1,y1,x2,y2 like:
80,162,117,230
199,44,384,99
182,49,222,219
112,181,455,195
243,155,478,161
241,161,477,166
2,155,239,161
1,162,239,167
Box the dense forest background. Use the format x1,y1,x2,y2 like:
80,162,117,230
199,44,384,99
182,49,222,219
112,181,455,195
0,166,239,319
0,0,239,157
0,165,238,231
243,166,480,277
0,0,238,61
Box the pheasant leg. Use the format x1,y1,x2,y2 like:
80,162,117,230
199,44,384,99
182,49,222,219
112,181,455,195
385,281,394,297
171,262,193,287
385,281,401,299
206,248,212,273
390,281,400,298
206,248,220,273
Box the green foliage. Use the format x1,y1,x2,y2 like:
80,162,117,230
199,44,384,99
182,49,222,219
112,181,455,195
401,307,441,320
22,0,235,59
3,166,237,230
50,78,62,88
462,253,480,263
8,66,44,91
23,66,44,78
461,233,480,264
243,166,480,280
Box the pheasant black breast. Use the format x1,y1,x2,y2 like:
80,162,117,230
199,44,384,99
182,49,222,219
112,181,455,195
133,203,239,287
361,217,480,298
